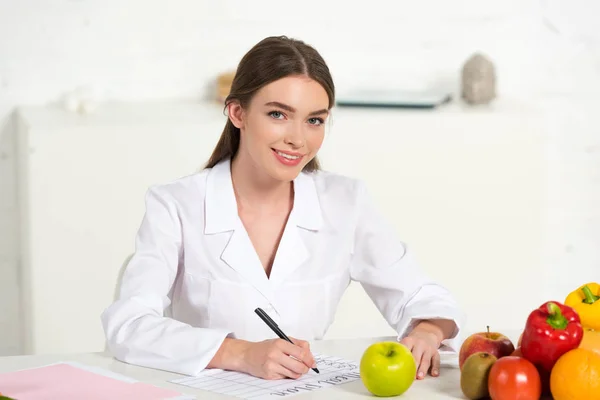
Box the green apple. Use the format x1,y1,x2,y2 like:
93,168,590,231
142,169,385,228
359,341,417,397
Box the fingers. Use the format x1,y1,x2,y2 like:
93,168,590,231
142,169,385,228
262,359,301,380
402,337,424,378
289,336,308,347
417,350,431,380
263,342,306,380
411,344,427,380
401,336,441,379
278,350,310,376
290,337,312,353
406,339,429,380
279,339,316,370
431,351,440,377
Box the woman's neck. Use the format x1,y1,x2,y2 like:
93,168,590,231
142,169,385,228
230,153,293,213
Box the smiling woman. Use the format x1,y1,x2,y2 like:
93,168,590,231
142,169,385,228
101,35,465,383
224,75,329,181
205,35,335,179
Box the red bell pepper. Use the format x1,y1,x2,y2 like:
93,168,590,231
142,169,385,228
521,301,583,371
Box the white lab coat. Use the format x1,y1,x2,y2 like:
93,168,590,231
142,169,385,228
101,158,465,376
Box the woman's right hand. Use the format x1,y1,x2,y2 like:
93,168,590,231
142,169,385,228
240,337,317,380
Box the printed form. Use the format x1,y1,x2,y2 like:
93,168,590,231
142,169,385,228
170,354,361,399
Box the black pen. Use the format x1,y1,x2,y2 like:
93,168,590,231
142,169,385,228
254,307,320,373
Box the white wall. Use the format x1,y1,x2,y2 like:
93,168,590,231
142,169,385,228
1,0,599,355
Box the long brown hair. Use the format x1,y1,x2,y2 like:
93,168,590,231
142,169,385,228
204,36,335,172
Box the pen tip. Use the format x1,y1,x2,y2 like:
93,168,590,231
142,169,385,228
314,367,320,373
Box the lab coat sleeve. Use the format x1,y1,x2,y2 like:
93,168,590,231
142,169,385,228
101,186,231,376
349,182,466,352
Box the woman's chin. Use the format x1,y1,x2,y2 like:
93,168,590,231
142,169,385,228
267,163,304,182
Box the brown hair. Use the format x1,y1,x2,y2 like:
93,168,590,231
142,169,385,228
204,35,335,172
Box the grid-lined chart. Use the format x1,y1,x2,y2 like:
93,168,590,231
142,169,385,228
170,354,361,399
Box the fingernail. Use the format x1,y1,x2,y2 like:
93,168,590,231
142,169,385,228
433,369,439,376
418,372,424,378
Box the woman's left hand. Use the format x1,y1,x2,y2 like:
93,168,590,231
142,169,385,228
400,330,441,379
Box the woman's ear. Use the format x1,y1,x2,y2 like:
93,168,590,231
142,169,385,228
227,102,244,129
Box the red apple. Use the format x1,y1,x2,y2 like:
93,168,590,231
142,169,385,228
459,326,515,370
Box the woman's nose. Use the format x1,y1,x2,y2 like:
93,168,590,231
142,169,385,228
284,125,305,148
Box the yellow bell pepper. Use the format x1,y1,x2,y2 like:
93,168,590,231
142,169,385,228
580,328,600,355
565,282,600,330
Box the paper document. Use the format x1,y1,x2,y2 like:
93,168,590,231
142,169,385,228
0,362,190,400
170,354,361,399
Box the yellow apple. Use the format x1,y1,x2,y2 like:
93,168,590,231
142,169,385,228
359,341,416,397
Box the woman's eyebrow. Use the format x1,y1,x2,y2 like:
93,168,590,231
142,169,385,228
264,101,329,116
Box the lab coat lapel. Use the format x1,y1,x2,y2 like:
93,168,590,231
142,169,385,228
268,172,323,285
220,229,274,302
204,160,274,303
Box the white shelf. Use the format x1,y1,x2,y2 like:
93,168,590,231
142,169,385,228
14,99,548,354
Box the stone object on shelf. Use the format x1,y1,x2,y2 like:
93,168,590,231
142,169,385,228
461,53,496,105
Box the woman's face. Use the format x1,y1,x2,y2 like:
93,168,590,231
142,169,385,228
229,75,330,182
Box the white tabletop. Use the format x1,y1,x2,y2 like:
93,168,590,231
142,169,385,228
0,335,475,399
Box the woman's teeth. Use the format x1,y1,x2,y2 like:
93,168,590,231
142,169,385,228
276,150,300,160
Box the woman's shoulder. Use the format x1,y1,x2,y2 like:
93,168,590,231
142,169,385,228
304,169,368,203
144,169,210,205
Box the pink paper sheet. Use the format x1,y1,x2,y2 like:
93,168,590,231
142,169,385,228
0,363,183,399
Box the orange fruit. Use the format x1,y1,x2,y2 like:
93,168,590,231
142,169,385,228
580,328,600,355
550,348,600,400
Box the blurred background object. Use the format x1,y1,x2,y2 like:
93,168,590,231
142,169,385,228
215,71,236,103
461,53,496,105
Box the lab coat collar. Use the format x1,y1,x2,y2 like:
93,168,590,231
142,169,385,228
203,158,323,303
204,159,238,234
290,167,323,232
204,158,323,234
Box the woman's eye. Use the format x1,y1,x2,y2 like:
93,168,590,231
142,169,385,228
268,111,284,119
308,117,324,126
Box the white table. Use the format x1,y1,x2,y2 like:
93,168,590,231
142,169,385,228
0,336,468,399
